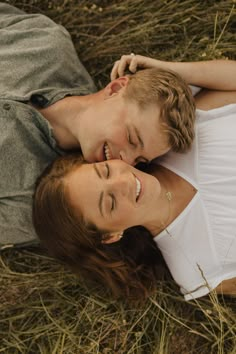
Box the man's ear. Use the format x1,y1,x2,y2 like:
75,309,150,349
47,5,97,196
101,231,124,244
104,77,129,99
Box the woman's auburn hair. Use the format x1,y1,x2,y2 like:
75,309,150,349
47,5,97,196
123,67,196,153
33,153,168,301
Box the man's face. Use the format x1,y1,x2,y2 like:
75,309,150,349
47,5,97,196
78,80,170,166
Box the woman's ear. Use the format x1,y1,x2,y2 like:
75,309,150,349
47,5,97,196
101,231,124,244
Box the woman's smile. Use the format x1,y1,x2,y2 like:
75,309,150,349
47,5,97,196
134,174,142,202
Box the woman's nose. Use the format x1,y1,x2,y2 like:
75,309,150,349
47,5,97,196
107,172,130,196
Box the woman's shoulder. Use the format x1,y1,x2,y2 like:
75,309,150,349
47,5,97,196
195,89,236,111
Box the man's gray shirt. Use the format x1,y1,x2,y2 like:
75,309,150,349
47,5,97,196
0,3,96,248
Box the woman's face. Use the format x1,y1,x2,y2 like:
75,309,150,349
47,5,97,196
65,160,161,234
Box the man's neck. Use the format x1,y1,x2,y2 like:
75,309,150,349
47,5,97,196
36,95,88,150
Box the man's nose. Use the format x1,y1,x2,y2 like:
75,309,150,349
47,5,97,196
119,150,136,166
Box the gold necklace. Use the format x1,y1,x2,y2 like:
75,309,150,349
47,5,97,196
163,190,172,227
156,187,173,234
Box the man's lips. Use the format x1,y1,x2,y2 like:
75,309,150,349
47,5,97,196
104,142,112,161
95,144,107,162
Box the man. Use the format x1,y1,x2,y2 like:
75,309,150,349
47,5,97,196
0,3,235,247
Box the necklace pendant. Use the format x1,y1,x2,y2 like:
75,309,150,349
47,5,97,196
166,191,172,201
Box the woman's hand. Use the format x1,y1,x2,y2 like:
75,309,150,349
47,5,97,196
110,54,161,80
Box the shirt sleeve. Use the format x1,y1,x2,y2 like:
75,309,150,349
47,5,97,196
183,276,222,301
189,85,202,96
0,3,96,103
0,3,25,19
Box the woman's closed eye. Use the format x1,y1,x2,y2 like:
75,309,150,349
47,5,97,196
105,162,110,178
110,193,116,212
103,163,116,213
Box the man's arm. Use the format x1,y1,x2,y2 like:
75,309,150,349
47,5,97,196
111,55,236,91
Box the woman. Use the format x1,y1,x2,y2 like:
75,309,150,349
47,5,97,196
33,64,236,301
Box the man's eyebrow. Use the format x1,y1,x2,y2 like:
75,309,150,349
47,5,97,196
134,126,144,149
132,128,149,164
93,164,104,217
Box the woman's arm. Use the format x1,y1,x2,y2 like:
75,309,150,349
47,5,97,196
215,277,236,295
111,55,236,91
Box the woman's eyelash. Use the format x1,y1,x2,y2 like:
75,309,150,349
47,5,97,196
111,194,115,211
105,163,110,178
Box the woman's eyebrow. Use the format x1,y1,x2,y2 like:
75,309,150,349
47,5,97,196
93,163,101,178
98,192,104,217
93,164,104,217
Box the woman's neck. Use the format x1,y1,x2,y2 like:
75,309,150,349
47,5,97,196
144,164,197,237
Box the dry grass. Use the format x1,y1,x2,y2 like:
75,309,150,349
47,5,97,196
7,0,236,87
1,0,236,353
1,248,235,353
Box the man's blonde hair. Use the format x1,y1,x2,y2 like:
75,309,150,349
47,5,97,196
123,68,196,152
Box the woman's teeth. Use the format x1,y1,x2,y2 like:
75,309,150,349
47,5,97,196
135,177,141,201
104,143,111,160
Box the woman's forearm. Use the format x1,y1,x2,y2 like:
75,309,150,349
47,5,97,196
111,55,236,91
159,59,236,91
